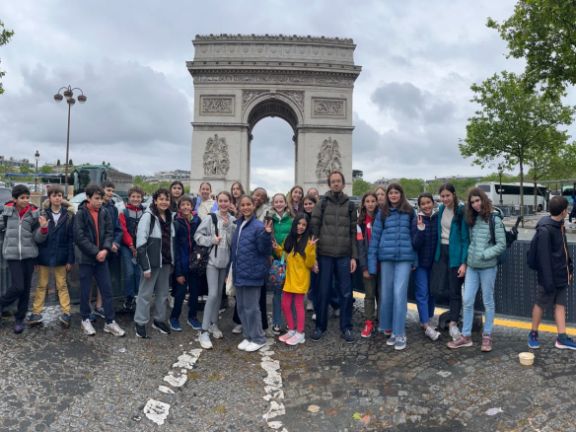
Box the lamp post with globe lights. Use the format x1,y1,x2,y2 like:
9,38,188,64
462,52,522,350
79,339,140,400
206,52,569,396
34,150,40,192
54,85,87,197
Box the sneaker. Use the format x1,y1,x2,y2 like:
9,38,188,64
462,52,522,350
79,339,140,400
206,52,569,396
237,339,250,350
341,328,355,343
13,320,25,334
424,326,441,341
186,318,202,330
311,313,316,321
310,328,324,341
244,341,266,352
447,335,473,349
135,323,149,339
265,327,276,338
386,335,397,346
59,314,71,327
123,296,135,312
81,319,96,336
279,330,296,343
306,301,314,312
170,318,182,332
93,307,106,319
481,334,492,352
383,329,392,337
394,336,407,351
361,320,374,338
449,324,461,341
89,313,97,323
555,335,576,350
27,313,43,325
286,332,305,346
209,324,223,339
528,330,540,349
104,321,126,337
199,331,213,349
232,324,243,334
152,320,171,335
272,324,282,335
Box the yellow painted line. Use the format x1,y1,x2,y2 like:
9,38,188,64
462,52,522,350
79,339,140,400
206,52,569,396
353,291,576,335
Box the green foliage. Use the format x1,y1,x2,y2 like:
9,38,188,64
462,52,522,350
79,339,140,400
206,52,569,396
398,178,425,198
459,71,574,214
487,0,576,91
19,164,31,174
40,164,53,174
426,177,480,200
352,178,373,197
0,20,14,95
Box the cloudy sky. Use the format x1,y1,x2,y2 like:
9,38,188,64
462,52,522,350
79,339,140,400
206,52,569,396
1,1,574,193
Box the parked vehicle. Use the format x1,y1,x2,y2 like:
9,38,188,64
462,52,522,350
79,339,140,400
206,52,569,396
69,192,125,213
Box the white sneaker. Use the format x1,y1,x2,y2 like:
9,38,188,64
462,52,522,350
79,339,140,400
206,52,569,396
286,332,305,346
209,324,223,339
244,341,266,352
232,324,243,334
306,301,314,312
199,331,213,349
312,313,316,321
424,326,440,341
237,339,250,351
104,321,126,337
81,319,96,336
449,324,461,341
279,330,296,343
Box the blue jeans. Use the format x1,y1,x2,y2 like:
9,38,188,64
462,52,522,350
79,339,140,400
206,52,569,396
316,255,352,333
414,266,435,325
79,262,115,323
170,270,200,322
379,261,412,337
120,246,141,298
462,266,497,337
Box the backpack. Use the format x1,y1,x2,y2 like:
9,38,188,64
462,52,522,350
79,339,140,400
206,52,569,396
189,213,218,275
526,226,544,270
489,212,520,264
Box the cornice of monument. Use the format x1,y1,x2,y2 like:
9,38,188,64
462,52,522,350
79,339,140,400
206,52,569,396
194,34,355,47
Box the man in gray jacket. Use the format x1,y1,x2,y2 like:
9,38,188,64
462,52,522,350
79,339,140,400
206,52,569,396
310,171,358,342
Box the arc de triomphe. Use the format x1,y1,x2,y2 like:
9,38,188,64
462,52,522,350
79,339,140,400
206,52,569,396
187,34,361,194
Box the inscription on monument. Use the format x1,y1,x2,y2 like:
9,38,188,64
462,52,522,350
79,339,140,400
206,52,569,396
203,134,230,177
312,98,346,118
200,95,235,115
316,137,343,180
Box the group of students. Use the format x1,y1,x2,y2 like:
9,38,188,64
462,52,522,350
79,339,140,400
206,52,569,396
0,171,575,354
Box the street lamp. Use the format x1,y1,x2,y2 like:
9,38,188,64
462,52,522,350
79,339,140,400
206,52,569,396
34,150,40,192
498,163,504,206
54,85,87,197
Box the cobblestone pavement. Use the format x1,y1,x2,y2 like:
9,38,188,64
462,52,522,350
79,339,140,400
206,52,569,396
1,298,575,432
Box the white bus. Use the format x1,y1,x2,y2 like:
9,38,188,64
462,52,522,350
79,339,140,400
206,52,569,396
476,182,548,211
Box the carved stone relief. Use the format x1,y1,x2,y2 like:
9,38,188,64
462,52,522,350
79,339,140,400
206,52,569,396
312,97,346,118
194,73,355,88
200,95,235,115
277,90,304,112
316,137,343,180
203,134,230,177
242,90,268,110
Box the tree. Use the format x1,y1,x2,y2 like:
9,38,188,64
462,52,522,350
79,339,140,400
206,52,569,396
459,71,574,218
0,20,14,95
40,164,54,174
398,178,425,198
352,178,373,197
487,1,576,91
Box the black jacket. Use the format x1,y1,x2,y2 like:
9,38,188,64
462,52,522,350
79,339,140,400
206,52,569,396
535,216,573,292
74,201,114,265
37,201,75,267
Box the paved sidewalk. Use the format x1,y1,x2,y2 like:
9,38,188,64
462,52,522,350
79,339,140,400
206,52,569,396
0,300,575,431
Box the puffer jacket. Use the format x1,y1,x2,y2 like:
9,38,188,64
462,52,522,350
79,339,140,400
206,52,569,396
0,202,47,260
434,203,469,268
368,208,416,274
466,213,506,269
231,216,272,287
356,213,375,273
310,191,358,259
74,201,113,265
534,216,573,292
173,213,200,278
194,212,236,269
37,200,75,267
412,211,438,269
103,200,123,247
136,207,175,273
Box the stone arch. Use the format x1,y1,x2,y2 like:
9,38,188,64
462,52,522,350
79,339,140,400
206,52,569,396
187,34,361,194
